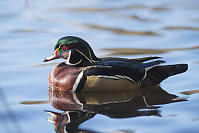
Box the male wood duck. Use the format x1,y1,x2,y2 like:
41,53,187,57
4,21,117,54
44,36,188,92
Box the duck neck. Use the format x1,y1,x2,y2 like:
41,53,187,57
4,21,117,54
88,48,99,62
67,50,97,66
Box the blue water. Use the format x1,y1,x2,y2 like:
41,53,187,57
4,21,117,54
0,0,199,133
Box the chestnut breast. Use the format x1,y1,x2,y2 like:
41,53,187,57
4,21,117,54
49,63,82,91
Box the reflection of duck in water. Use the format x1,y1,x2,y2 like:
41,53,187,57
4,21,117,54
47,86,186,133
46,110,95,133
44,36,188,92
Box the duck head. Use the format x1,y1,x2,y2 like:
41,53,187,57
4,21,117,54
44,36,99,65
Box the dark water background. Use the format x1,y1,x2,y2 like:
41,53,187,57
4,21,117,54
0,0,199,133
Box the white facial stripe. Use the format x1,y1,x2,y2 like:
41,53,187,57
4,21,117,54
72,71,84,92
65,50,82,65
88,48,99,62
76,49,93,63
88,48,93,61
66,59,82,66
66,50,71,64
76,49,99,63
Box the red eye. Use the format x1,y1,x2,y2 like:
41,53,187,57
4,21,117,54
62,45,69,50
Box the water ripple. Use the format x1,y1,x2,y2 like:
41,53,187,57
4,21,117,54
11,29,50,33
84,24,159,36
103,45,199,55
164,26,199,31
181,90,199,95
69,5,169,13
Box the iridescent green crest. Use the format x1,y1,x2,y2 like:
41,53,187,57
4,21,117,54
54,36,83,51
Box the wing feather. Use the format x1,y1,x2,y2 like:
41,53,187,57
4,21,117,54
134,56,162,62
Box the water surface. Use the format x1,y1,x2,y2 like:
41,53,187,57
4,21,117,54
0,0,199,133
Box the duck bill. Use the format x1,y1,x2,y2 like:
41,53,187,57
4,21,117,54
43,48,60,62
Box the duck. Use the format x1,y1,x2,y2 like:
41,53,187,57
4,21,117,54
44,36,188,92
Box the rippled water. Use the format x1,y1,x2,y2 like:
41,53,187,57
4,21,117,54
0,0,199,133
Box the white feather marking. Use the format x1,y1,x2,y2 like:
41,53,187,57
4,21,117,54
76,49,93,63
66,50,71,64
98,75,120,80
142,61,165,80
88,48,99,62
123,76,135,82
145,61,165,71
65,50,83,65
64,111,71,123
97,75,136,82
115,75,135,82
72,92,83,109
145,66,157,71
88,49,93,61
72,71,84,92
141,70,147,81
115,75,124,79
76,49,99,63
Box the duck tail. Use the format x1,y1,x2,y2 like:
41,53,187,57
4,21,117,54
142,64,188,87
